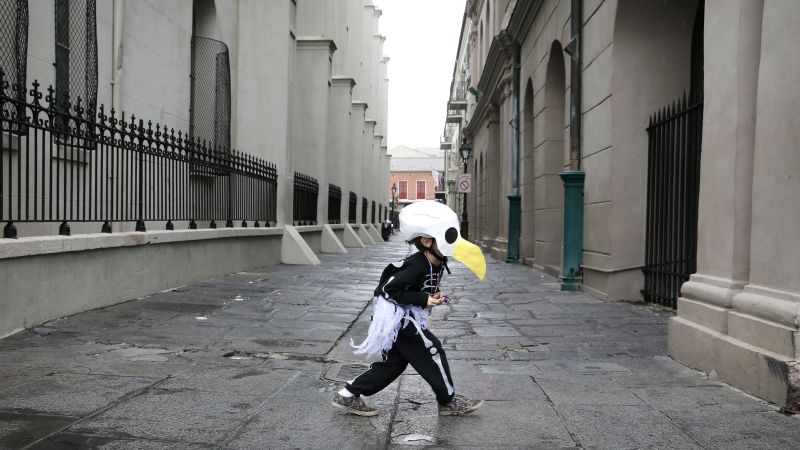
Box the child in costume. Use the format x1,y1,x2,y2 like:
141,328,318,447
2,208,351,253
332,201,487,416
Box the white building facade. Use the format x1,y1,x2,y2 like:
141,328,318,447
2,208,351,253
0,0,390,337
446,0,800,410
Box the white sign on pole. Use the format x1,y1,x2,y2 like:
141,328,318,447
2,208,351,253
457,174,472,193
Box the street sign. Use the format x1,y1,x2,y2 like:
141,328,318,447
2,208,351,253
457,174,472,193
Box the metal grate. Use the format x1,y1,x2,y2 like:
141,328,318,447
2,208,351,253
54,0,98,135
190,36,231,152
0,0,27,135
323,362,370,382
328,183,341,224
293,172,318,225
348,191,357,224
642,92,703,308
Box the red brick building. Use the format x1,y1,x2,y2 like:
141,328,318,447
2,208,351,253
388,146,445,211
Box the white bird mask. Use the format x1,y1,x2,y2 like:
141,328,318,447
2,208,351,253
398,201,486,280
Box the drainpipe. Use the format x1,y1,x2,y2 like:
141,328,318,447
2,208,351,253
506,43,521,263
111,0,124,233
112,0,123,113
559,0,585,291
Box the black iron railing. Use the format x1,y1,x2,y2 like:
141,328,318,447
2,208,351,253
348,191,357,224
293,172,318,225
328,183,341,224
0,70,277,238
643,92,703,308
361,196,367,224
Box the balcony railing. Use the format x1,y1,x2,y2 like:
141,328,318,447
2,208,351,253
448,80,467,110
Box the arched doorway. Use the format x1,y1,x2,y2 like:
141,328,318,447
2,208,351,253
520,79,536,264
611,0,703,306
534,41,565,276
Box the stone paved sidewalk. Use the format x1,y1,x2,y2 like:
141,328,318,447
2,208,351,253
1,239,799,449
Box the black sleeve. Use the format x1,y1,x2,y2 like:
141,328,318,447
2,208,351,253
380,257,429,308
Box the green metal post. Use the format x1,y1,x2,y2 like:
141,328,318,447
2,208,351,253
507,194,521,263
507,44,521,264
560,171,585,291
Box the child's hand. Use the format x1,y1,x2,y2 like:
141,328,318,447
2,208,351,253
427,296,443,308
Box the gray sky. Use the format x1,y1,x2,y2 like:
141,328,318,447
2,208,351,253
378,0,467,149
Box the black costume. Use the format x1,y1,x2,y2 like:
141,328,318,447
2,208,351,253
347,251,455,405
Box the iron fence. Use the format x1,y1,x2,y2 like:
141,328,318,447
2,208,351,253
348,191,357,224
0,70,277,238
643,92,703,308
293,172,318,225
361,196,367,224
328,183,341,224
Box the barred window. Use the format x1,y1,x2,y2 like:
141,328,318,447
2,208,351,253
190,36,231,151
54,0,98,119
0,0,28,134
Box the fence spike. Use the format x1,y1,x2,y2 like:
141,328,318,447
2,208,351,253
45,85,55,110
30,80,42,105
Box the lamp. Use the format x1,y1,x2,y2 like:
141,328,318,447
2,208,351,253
459,140,472,162
458,139,472,239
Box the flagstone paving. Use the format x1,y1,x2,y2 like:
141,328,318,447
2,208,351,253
1,239,798,449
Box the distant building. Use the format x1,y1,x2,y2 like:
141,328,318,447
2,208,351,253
388,146,445,210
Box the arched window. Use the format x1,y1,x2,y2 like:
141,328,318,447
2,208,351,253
54,0,98,135
0,0,28,134
191,0,231,151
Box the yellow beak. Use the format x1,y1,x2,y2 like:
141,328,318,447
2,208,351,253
453,238,486,280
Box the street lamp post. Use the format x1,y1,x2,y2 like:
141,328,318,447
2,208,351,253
459,140,472,240
390,182,397,233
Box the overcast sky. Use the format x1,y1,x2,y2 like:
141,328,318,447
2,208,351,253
377,0,467,150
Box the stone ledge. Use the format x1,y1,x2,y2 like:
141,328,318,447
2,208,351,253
294,225,324,233
676,297,728,334
681,273,747,308
732,284,800,328
669,316,800,410
0,227,285,260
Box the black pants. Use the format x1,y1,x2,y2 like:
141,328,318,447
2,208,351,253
346,323,455,405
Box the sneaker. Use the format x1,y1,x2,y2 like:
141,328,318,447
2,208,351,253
438,394,484,416
332,393,378,417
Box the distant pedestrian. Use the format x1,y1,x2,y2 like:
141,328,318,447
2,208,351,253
332,201,487,416
380,218,393,241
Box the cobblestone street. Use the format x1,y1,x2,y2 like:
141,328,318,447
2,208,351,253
1,240,798,449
